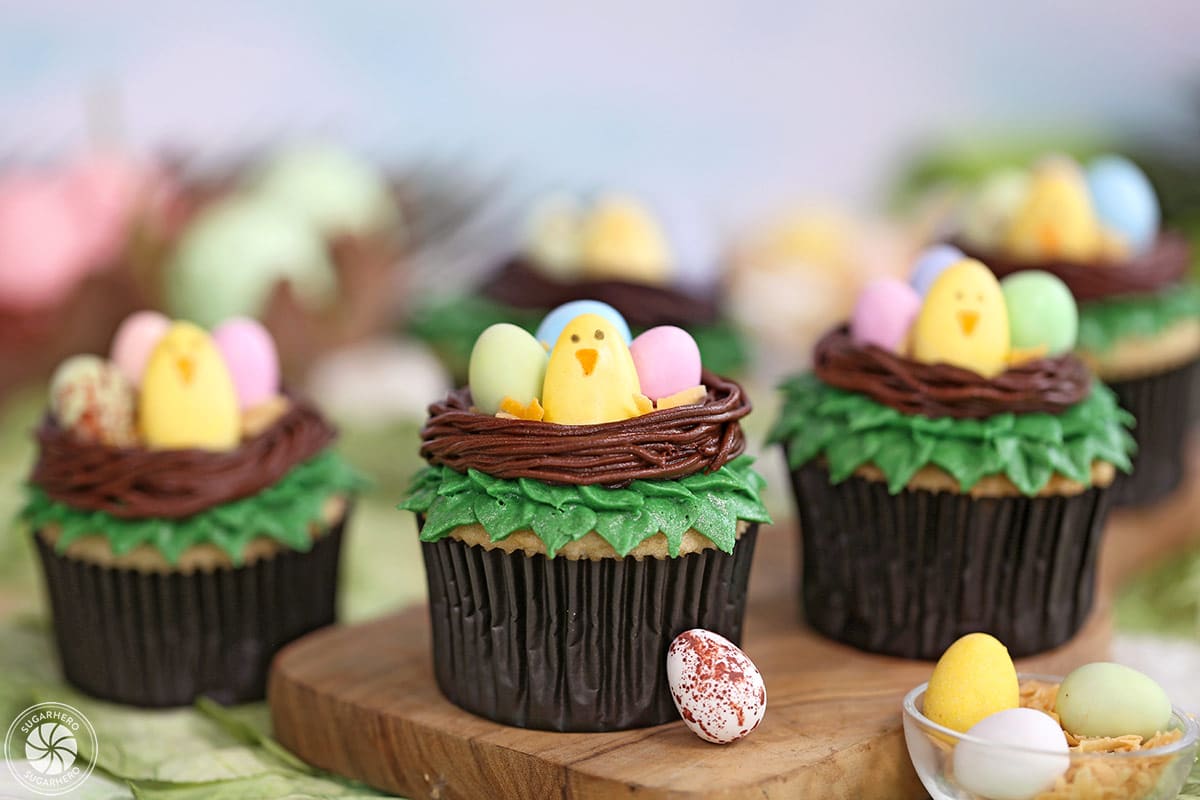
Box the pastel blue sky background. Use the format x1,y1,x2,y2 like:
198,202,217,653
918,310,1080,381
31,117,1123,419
1,1,1198,226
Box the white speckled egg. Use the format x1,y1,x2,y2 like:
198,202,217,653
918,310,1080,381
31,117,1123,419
953,708,1069,800
667,629,765,744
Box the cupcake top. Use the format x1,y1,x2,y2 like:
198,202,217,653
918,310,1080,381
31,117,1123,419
770,253,1135,496
945,153,1198,358
401,300,769,558
22,311,361,565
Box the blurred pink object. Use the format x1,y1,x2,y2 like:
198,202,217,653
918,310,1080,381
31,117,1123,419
0,175,95,309
629,325,702,401
63,152,155,268
212,316,281,409
110,310,171,386
850,278,921,353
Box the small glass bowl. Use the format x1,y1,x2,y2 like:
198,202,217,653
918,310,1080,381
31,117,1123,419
903,673,1199,800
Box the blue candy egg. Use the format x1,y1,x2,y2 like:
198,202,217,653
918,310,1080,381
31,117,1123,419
910,244,966,296
535,300,632,348
1086,155,1160,254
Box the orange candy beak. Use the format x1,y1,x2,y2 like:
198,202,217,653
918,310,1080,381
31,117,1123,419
957,310,980,336
575,348,598,376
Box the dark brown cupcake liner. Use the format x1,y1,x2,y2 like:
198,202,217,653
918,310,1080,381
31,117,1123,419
33,511,348,707
420,524,759,732
787,460,1111,660
1106,356,1200,508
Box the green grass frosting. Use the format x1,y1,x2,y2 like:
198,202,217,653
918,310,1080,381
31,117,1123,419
769,373,1135,496
21,450,366,566
1077,281,1200,354
400,455,771,558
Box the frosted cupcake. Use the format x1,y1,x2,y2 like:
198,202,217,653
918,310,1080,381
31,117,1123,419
770,256,1133,659
400,300,769,731
949,154,1198,506
409,193,749,380
23,312,361,706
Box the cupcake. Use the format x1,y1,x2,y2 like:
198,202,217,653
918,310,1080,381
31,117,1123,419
409,193,750,380
949,154,1199,507
770,257,1134,659
21,312,362,706
400,301,770,731
139,142,407,381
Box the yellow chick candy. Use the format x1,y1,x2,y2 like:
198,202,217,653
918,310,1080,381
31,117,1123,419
140,321,241,450
924,633,1019,733
911,259,1010,378
578,195,674,285
1005,157,1103,262
542,313,652,425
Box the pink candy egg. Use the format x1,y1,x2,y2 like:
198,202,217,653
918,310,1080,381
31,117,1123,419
850,278,922,353
110,310,172,386
212,317,281,409
629,326,702,401
667,629,766,744
0,176,93,308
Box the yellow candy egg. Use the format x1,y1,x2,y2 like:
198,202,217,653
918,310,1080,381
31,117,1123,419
1005,157,1103,262
468,323,548,415
911,259,1010,377
578,195,673,285
542,313,648,425
140,321,241,450
924,633,1019,733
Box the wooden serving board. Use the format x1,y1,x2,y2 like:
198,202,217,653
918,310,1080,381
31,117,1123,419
270,519,1120,800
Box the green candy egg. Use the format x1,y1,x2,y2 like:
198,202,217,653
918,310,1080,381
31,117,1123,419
1055,662,1172,740
248,143,399,237
468,323,548,415
1000,270,1078,355
166,195,336,328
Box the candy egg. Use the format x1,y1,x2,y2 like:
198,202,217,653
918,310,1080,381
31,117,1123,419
535,300,631,348
1005,157,1102,262
959,168,1030,252
667,629,766,744
0,176,93,308
953,708,1069,800
1086,155,1160,255
911,260,1011,378
212,317,282,410
1055,662,1171,740
629,326,701,401
523,193,584,279
851,278,921,353
910,244,966,297
110,310,171,386
140,321,241,451
468,323,548,415
1000,271,1078,355
924,633,1018,733
49,355,137,447
579,195,674,284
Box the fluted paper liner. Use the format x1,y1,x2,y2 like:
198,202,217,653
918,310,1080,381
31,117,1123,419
420,524,759,732
789,462,1111,660
33,513,347,707
1107,357,1200,507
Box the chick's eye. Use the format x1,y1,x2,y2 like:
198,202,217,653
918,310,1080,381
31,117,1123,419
594,329,604,340
955,291,964,301
571,334,580,343
976,293,984,303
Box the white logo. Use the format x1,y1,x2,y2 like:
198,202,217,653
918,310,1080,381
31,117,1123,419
4,703,97,796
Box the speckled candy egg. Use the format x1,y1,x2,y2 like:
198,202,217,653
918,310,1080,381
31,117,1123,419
1055,662,1172,740
667,629,766,744
1000,271,1078,355
1086,155,1160,254
534,300,632,348
468,323,548,415
49,355,137,446
850,278,921,353
909,244,966,297
629,326,701,401
212,317,281,410
953,708,1069,800
110,310,171,386
960,169,1030,252
923,633,1019,733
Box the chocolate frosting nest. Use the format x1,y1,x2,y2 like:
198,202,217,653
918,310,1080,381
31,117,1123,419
31,398,336,519
814,328,1092,419
418,370,749,486
479,256,721,328
956,232,1190,302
